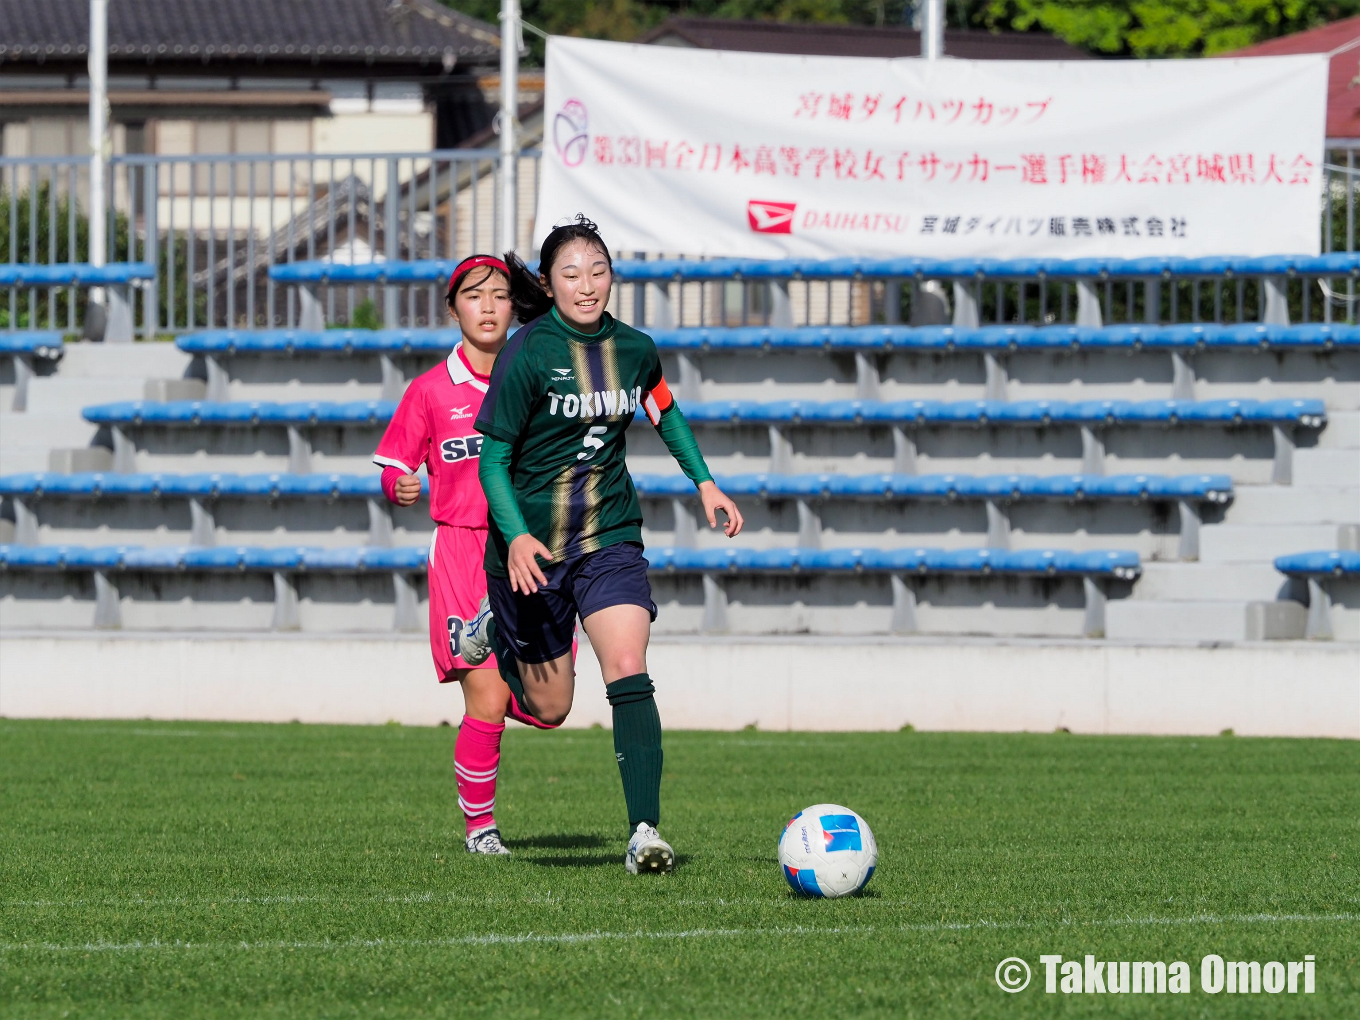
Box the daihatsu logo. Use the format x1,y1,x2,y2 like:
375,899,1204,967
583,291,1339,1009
747,200,796,234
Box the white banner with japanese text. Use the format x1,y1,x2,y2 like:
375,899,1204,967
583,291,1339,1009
536,38,1327,258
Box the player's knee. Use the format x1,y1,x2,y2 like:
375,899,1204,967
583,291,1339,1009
536,705,570,727
608,652,647,679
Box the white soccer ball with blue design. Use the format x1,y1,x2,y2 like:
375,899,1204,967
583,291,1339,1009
778,803,877,898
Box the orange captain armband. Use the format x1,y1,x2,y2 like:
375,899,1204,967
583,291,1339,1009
642,375,675,425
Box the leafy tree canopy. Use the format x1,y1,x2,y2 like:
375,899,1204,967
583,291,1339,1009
440,0,1360,64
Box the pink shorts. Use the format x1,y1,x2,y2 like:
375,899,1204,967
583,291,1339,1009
428,524,498,680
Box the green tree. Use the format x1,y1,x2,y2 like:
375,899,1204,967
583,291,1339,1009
0,182,201,333
969,0,1360,57
442,0,1360,62
440,0,917,64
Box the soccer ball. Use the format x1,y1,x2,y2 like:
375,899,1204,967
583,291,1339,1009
778,804,877,898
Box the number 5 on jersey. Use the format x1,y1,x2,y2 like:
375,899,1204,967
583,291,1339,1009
578,425,608,461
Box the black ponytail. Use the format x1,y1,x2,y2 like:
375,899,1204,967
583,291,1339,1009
504,251,553,323
504,213,613,323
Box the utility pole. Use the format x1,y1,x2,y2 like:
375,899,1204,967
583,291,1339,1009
498,0,520,253
88,0,109,282
920,0,944,60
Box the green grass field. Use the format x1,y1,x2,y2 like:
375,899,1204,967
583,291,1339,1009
1,719,1357,1019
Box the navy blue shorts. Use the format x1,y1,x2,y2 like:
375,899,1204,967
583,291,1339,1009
487,541,657,665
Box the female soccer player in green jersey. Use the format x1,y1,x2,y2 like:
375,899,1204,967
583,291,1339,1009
460,216,742,874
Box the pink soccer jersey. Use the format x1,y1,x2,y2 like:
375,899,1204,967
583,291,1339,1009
372,343,491,528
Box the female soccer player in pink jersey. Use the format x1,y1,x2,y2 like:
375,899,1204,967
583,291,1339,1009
373,254,557,856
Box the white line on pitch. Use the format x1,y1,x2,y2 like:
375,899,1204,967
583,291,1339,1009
0,913,1355,954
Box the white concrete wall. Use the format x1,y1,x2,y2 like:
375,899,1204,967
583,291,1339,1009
1,634,1355,738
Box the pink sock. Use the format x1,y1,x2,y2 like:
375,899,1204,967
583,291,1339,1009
455,715,504,836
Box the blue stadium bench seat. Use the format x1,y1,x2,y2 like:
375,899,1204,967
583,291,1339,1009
268,254,1360,329
679,397,1325,428
83,397,1325,430
176,322,1360,357
637,471,1227,561
0,470,1227,558
0,542,1138,637
643,544,1139,579
0,262,156,342
0,330,64,411
0,471,416,547
642,543,1138,637
269,254,1360,286
0,543,430,632
633,470,1232,503
651,322,1360,354
79,397,1318,481
2,469,1230,504
0,262,156,287
177,328,464,401
1274,550,1360,640
84,399,397,427
177,328,463,356
678,399,1319,484
1275,550,1360,577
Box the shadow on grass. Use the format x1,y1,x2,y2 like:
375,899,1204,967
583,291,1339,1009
782,884,882,900
526,853,693,870
514,833,608,850
525,853,618,868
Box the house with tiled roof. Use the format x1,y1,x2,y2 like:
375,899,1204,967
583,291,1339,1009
0,0,504,158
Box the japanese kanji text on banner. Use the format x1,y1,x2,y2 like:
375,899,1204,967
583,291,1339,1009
535,39,1327,258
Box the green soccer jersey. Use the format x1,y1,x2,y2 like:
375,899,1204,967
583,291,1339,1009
474,307,666,576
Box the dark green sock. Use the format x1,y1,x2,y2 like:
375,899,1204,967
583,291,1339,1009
605,673,662,832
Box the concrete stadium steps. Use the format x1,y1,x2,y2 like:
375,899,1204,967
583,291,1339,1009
1,327,1355,643
1105,598,1305,642
203,354,423,402
1317,411,1360,447
57,342,193,380
1320,578,1360,641
627,424,1287,484
1293,448,1360,488
0,412,99,474
0,570,420,633
1199,523,1359,563
85,413,1311,484
1127,562,1290,602
24,377,151,418
1225,485,1359,524
105,446,384,476
190,340,1359,409
12,499,434,551
647,571,1126,639
640,498,1191,561
17,495,1191,560
0,574,1111,640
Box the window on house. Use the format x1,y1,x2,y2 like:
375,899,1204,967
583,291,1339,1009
182,119,312,195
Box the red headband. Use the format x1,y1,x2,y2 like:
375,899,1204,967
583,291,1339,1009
448,255,509,295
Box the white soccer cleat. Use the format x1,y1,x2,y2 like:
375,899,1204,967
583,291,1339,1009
460,594,494,666
625,822,674,874
465,826,511,855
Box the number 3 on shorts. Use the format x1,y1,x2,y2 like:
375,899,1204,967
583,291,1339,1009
577,425,607,461
447,615,464,656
